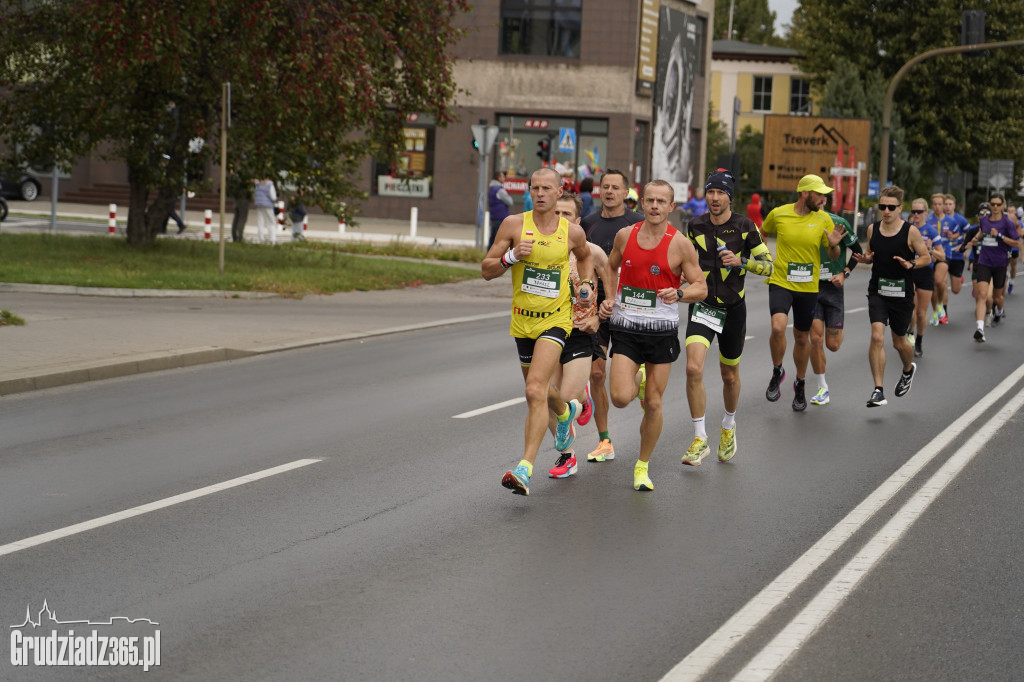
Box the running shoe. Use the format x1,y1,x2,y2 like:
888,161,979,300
576,384,593,426
792,379,807,412
809,387,830,406
682,436,710,466
1009,282,1014,294
633,460,653,491
939,312,949,325
929,310,940,327
906,332,915,346
974,328,986,343
587,439,614,462
894,362,916,397
914,345,923,358
765,366,785,402
501,465,531,496
866,388,887,408
984,312,992,327
554,399,582,451
548,452,577,479
718,427,737,462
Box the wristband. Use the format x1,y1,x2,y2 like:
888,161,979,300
580,279,595,288
500,247,519,269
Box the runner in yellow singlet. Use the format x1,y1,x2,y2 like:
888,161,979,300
482,167,595,497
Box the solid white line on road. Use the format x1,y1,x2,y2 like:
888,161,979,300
0,459,322,559
453,397,526,418
660,362,1024,682
735,378,1024,681
847,306,867,313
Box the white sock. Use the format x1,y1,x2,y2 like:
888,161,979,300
814,373,828,392
722,410,736,430
693,415,707,439
977,319,985,331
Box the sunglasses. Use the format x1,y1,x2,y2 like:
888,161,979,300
990,201,1004,207
878,204,901,212
910,209,926,214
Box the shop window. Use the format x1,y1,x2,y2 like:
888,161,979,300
752,76,773,113
500,0,582,58
373,125,434,198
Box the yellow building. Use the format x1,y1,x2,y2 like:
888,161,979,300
710,39,813,137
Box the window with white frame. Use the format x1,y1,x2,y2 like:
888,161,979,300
752,76,773,113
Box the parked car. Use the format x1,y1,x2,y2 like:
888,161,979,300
0,173,42,201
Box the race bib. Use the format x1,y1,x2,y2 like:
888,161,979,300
521,265,562,298
691,301,726,334
787,262,814,283
819,264,834,281
620,285,657,314
879,277,907,298
982,234,999,248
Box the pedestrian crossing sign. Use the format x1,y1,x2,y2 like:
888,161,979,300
558,127,576,153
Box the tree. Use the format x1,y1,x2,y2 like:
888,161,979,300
713,0,783,45
0,0,470,246
790,0,1024,187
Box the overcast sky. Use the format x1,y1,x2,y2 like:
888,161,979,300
769,0,798,34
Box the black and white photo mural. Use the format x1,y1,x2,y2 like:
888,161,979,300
651,6,699,200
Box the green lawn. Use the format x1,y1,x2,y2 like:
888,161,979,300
0,233,482,295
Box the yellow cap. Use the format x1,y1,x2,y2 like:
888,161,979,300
796,174,834,194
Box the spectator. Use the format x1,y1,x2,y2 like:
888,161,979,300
288,193,307,241
746,192,764,228
578,176,595,217
681,188,708,217
624,187,639,213
487,171,513,248
253,177,278,245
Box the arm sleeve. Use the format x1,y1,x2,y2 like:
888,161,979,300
845,240,863,271
743,242,774,277
959,226,980,252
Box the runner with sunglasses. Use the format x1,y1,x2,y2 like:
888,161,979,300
852,186,932,407
959,192,1020,341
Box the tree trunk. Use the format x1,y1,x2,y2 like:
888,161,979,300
125,163,181,246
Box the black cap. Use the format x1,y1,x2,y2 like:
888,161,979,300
705,168,735,200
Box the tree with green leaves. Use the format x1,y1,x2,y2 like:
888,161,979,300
0,0,469,246
790,0,1024,190
713,0,783,45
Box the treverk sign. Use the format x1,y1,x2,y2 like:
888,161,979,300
761,115,871,192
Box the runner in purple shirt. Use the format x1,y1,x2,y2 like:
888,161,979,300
960,192,1020,340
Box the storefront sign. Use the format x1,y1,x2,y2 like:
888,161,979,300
377,176,431,198
636,0,659,96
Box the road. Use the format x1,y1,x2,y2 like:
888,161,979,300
2,280,1023,681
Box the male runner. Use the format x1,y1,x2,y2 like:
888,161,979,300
599,180,706,491
852,186,931,407
681,169,773,465
759,174,846,411
482,167,596,496
807,211,862,405
907,198,943,357
580,169,645,463
930,193,964,325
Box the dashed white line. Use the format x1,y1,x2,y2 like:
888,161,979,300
0,459,322,558
453,397,525,418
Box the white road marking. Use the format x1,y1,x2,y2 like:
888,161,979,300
0,459,322,558
735,380,1024,681
660,363,1024,681
847,306,867,313
453,397,525,418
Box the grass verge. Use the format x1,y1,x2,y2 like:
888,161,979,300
0,233,482,295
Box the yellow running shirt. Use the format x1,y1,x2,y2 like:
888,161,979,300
762,203,833,293
509,211,573,339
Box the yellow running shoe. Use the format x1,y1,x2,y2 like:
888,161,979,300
637,363,647,402
633,460,653,491
682,436,710,466
718,427,737,462
587,439,615,462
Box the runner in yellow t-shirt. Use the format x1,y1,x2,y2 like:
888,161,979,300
759,174,846,412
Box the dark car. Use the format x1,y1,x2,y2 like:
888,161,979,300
0,173,42,201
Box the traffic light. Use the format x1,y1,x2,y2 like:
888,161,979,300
536,136,551,164
962,10,985,57
472,135,479,151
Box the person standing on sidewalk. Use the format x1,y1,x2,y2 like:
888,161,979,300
487,171,513,249
579,169,644,464
853,186,931,407
253,177,278,245
681,169,773,466
482,167,596,497
599,180,706,491
759,174,846,412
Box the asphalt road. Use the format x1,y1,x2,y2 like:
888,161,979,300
2,280,1023,681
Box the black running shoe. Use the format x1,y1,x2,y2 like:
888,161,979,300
974,329,986,343
766,366,785,402
894,362,916,397
792,379,807,412
866,388,887,407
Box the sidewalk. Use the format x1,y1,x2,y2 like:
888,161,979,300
0,198,509,397
4,198,482,248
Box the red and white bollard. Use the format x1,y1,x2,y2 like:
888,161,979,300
108,204,117,235
204,209,212,239
303,215,308,234
338,217,346,233
276,201,285,233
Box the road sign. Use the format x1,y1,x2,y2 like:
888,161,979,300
978,158,1014,188
868,180,879,197
471,125,499,155
558,128,576,153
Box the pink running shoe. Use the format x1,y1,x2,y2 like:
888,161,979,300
577,384,593,426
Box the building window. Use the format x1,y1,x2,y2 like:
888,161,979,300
752,76,773,113
500,0,582,58
373,121,434,198
790,78,811,115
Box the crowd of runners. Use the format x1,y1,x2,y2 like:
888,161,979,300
482,168,1020,497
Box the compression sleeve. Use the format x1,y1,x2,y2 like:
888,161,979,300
743,243,774,277
845,240,863,272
